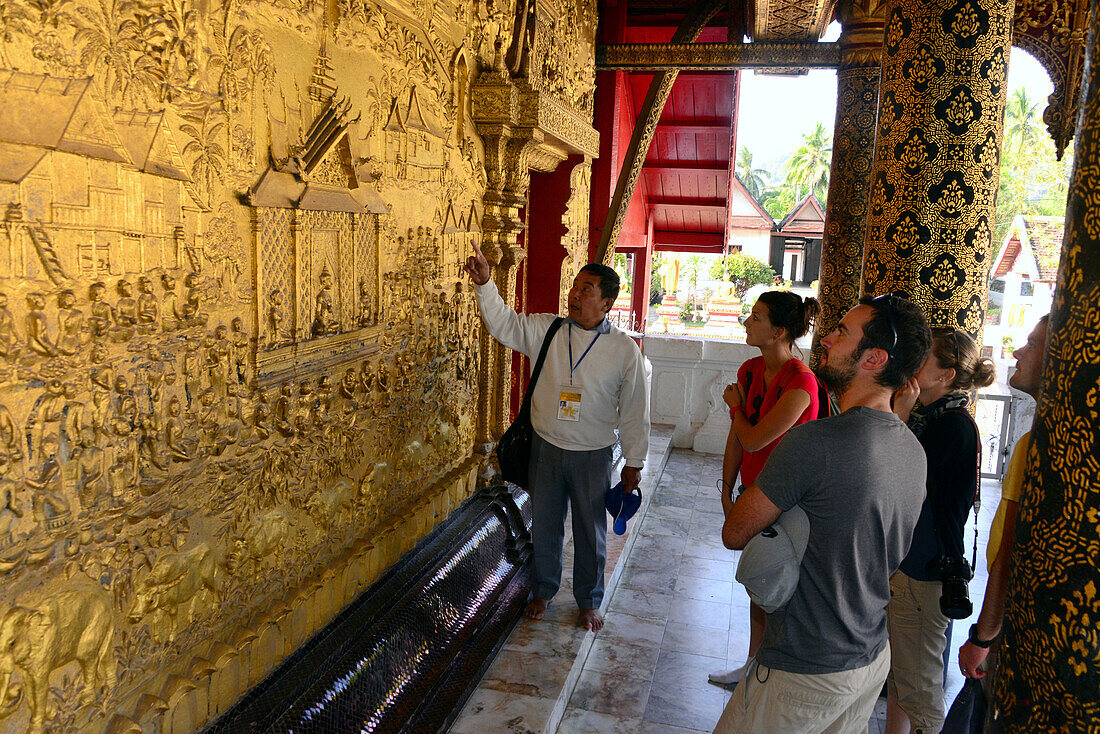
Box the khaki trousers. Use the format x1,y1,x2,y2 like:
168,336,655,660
713,645,890,734
886,570,951,734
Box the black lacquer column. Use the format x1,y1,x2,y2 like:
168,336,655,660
990,0,1100,728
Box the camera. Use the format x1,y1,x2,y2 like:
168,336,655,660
927,555,973,619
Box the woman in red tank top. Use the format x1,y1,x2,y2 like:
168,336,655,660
710,290,823,687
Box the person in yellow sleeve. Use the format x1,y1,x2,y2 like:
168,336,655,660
957,314,1048,679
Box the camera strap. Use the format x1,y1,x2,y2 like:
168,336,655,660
928,408,981,574
953,407,981,572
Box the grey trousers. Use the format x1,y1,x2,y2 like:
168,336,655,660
528,432,614,609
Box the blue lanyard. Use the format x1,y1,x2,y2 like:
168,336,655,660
568,322,600,384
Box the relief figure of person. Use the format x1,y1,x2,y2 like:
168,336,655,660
87,282,115,339
164,397,191,463
110,279,137,342
311,266,341,337
183,272,209,327
0,404,23,464
266,289,286,348
56,290,85,356
25,292,57,357
137,275,159,332
0,292,20,364
71,428,106,510
230,317,249,384
0,454,23,547
161,273,184,331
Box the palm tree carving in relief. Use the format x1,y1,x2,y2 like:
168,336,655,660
182,107,228,207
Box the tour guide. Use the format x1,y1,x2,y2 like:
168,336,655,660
464,245,649,632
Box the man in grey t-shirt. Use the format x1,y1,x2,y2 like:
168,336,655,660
714,294,932,734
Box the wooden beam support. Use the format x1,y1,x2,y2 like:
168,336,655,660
652,231,724,247
643,162,729,175
650,198,727,213
654,123,732,134
597,41,841,71
593,0,726,264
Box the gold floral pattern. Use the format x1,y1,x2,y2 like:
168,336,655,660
863,0,1009,336
993,6,1100,723
813,59,882,365
947,0,984,46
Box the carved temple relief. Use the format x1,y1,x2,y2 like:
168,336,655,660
249,78,386,385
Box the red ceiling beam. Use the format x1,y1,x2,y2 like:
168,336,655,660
652,231,724,247
650,198,728,213
643,162,728,172
654,123,732,134
653,242,726,253
642,164,731,181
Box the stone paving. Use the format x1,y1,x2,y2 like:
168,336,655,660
452,441,1002,734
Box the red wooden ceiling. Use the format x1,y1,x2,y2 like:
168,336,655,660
620,19,740,250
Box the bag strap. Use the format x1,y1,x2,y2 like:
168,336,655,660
929,408,982,572
519,317,565,415
957,408,982,572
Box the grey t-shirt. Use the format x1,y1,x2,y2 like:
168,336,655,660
755,406,927,675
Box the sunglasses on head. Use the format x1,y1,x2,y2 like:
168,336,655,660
868,293,899,360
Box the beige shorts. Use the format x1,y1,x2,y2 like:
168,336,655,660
886,570,951,734
712,645,890,734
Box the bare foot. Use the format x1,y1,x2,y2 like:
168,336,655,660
524,598,548,620
579,608,603,632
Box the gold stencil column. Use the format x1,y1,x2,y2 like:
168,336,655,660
861,0,1011,337
811,0,888,367
990,0,1100,726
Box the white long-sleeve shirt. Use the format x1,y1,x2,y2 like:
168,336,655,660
475,281,650,467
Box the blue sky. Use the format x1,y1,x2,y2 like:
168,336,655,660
737,26,1057,175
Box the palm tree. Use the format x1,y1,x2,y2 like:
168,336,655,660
736,146,770,203
786,122,832,202
182,107,227,206
1,0,36,66
29,0,75,29
1003,88,1043,159
74,0,142,101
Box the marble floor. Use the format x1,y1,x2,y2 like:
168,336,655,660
451,442,1002,734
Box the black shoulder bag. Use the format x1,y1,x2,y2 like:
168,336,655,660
496,317,565,487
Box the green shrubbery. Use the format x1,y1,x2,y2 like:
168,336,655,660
709,253,777,301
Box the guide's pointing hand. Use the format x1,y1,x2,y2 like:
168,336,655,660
463,243,491,286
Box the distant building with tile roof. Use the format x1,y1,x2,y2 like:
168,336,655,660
989,214,1061,331
769,194,824,286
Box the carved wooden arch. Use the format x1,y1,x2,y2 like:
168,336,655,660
1011,24,1086,160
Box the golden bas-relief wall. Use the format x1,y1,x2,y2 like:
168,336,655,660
0,0,597,730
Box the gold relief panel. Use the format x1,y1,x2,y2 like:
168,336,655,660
0,0,594,728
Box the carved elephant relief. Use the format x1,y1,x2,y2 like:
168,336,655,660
126,542,220,643
0,583,117,734
227,509,291,574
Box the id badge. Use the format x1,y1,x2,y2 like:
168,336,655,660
557,384,582,421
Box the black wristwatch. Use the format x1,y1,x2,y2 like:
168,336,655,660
968,623,997,649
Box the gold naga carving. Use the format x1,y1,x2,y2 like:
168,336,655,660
559,159,592,313
0,0,594,730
